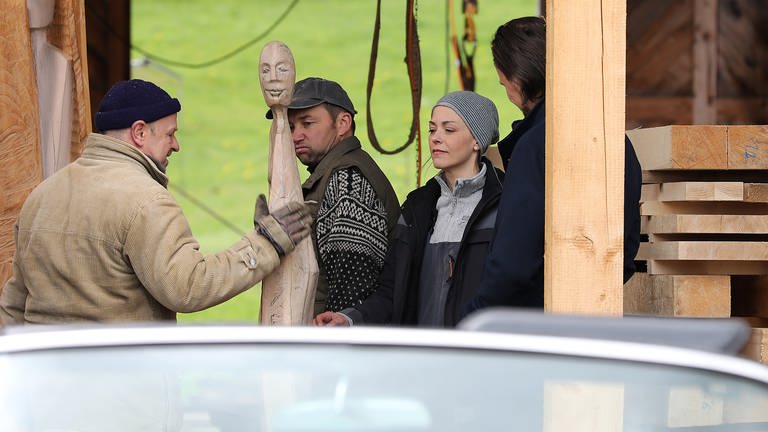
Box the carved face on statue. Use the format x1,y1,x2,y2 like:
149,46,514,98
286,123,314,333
259,41,296,108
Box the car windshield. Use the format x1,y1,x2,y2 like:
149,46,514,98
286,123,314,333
2,342,768,432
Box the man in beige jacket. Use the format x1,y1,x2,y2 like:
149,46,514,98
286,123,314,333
0,79,312,324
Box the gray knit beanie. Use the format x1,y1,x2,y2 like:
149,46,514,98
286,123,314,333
433,91,499,153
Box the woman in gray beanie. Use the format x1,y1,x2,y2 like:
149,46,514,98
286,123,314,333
315,91,504,327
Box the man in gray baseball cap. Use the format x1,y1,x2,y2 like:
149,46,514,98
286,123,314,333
277,77,399,317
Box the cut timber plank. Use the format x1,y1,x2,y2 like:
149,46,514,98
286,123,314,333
741,328,768,364
627,125,728,170
641,201,768,215
642,214,768,234
647,260,768,276
731,276,768,318
727,126,768,169
638,241,768,260
628,125,768,170
641,182,768,202
624,272,730,317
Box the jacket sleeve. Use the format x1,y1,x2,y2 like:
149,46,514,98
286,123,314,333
124,191,281,313
623,135,642,282
0,223,28,325
348,218,407,325
316,167,390,312
466,126,546,315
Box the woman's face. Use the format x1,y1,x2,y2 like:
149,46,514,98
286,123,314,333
428,106,478,174
496,67,527,112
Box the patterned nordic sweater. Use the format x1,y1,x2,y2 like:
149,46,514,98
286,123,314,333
315,166,389,311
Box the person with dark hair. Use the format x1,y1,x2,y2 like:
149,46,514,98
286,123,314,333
277,77,400,316
314,91,504,327
0,79,313,324
465,16,642,313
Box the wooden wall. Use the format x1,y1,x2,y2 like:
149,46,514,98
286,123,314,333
626,0,768,128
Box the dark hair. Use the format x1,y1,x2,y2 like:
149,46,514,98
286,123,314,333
323,103,356,134
491,16,546,104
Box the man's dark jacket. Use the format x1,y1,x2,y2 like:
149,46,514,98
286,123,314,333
465,100,642,314
347,159,504,327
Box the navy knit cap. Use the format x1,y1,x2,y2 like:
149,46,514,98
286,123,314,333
94,79,181,132
433,91,499,153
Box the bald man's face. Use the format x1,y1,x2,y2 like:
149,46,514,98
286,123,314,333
259,43,296,107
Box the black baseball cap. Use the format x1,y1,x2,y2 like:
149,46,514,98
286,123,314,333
265,77,357,119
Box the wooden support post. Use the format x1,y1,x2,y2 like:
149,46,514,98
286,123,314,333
693,0,718,125
0,1,43,296
545,0,626,315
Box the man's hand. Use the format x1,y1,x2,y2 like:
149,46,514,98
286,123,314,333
313,311,351,326
254,194,315,256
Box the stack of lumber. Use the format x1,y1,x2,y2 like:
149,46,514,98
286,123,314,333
625,125,768,363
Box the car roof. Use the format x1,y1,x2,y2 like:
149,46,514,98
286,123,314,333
459,307,752,355
2,317,768,386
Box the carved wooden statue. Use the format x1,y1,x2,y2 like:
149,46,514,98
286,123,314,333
258,41,318,325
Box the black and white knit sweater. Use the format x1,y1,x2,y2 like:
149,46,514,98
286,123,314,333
316,166,390,311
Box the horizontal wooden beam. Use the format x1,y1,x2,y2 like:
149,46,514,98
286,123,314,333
628,125,768,170
641,201,768,215
643,214,768,234
641,182,768,202
639,241,768,260
647,260,768,275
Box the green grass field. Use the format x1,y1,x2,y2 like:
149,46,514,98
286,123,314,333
130,0,537,322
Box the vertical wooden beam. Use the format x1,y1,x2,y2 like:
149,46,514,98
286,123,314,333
545,0,626,315
0,1,43,294
693,0,718,124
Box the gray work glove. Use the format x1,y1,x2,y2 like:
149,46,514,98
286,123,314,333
254,194,315,256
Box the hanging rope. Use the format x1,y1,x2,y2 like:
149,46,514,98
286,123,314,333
449,0,477,91
366,0,423,186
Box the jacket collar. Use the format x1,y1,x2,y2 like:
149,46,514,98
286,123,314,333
435,163,487,199
302,136,361,190
82,133,169,188
497,98,545,164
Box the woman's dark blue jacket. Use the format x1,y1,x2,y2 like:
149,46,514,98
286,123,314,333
465,100,642,313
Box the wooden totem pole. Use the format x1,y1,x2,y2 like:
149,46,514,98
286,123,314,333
258,41,318,325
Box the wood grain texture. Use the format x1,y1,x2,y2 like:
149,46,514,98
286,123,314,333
544,0,625,315
648,260,768,275
258,42,318,325
641,200,768,215
642,214,768,234
627,125,728,170
624,273,730,317
741,327,768,364
0,1,43,293
727,125,768,169
641,182,746,202
692,0,717,124
639,241,768,260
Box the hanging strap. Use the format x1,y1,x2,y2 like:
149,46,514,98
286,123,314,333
366,0,424,186
460,0,478,91
449,0,477,91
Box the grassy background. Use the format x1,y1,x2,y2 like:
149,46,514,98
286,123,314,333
130,0,537,322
